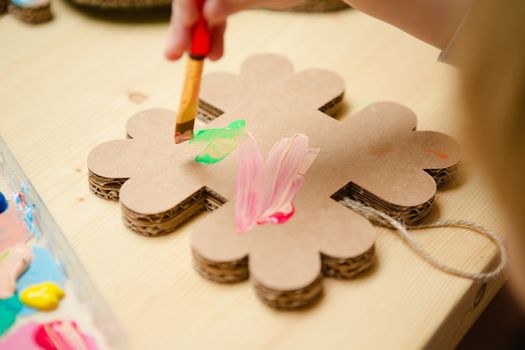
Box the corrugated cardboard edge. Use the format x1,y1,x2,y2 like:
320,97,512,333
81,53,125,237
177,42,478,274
8,1,52,24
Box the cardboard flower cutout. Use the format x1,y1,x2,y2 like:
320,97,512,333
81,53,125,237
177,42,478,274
88,54,460,308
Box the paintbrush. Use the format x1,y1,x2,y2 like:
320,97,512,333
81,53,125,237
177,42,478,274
174,0,212,144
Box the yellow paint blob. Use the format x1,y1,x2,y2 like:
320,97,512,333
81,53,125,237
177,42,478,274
19,282,65,311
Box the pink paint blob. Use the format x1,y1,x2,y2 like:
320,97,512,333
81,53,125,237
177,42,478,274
0,204,32,252
0,322,41,350
0,244,33,299
257,206,296,225
34,320,99,350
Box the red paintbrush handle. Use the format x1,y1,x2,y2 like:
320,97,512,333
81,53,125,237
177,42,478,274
190,0,211,58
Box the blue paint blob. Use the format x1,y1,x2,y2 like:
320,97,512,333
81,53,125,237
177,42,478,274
22,204,40,239
0,192,8,214
16,247,66,316
13,184,41,239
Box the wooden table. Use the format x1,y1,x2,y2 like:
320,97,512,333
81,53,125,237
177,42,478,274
0,2,505,349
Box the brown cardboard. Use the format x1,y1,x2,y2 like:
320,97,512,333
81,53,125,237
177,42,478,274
66,0,345,12
87,54,460,308
69,0,170,9
8,0,52,24
0,0,7,13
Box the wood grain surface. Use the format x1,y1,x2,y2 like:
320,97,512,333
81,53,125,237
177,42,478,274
0,2,506,349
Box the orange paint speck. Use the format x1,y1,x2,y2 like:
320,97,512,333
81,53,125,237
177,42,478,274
429,150,448,160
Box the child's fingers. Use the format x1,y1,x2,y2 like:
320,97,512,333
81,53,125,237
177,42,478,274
165,17,191,60
165,0,199,61
174,0,200,25
207,21,226,61
166,0,235,61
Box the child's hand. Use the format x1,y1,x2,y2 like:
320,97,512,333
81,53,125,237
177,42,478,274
166,0,470,62
165,0,304,61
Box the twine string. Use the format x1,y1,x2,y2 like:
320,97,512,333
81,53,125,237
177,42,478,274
339,197,507,283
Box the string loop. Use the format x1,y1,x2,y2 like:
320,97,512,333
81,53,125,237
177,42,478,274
339,197,507,283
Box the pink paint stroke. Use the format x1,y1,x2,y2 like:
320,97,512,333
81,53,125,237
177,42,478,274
236,133,319,233
0,204,32,252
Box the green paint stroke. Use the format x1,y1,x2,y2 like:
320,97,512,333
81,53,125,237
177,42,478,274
190,120,246,164
0,294,23,336
0,250,9,263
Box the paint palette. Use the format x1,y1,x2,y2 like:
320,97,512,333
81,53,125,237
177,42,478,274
0,137,127,349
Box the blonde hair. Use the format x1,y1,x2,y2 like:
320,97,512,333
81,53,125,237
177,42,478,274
460,0,525,239
459,0,525,306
